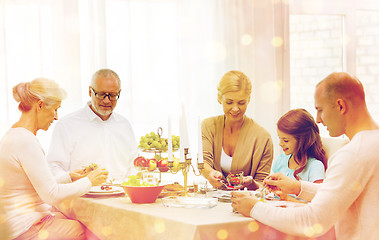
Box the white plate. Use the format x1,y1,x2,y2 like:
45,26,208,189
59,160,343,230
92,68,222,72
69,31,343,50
264,200,305,208
88,186,124,194
162,196,218,209
84,191,124,197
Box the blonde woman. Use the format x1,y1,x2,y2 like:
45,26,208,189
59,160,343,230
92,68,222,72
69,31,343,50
201,70,273,190
0,78,108,240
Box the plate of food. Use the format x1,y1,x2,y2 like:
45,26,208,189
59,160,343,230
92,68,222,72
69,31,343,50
85,186,124,196
158,182,185,198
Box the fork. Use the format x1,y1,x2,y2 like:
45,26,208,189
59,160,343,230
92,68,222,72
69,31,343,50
260,185,267,201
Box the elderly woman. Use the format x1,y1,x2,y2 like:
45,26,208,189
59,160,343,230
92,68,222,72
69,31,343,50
201,70,273,189
0,78,108,240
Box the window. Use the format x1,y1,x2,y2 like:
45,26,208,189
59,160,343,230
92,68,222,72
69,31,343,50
356,10,379,121
290,0,379,137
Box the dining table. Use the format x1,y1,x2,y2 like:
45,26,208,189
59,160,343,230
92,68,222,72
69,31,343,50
57,189,336,240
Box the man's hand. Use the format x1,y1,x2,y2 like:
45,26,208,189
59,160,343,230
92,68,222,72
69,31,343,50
231,191,258,217
69,169,87,182
264,172,301,196
87,168,109,186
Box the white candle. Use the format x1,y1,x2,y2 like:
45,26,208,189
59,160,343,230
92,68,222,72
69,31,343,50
180,104,190,163
198,117,203,163
167,115,173,162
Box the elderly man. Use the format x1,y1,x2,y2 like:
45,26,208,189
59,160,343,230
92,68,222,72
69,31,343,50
231,72,379,239
47,69,138,182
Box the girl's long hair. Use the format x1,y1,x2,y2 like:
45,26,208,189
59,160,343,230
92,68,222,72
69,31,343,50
277,108,327,180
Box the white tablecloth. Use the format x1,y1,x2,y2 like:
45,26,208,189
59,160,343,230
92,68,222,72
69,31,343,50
58,194,335,240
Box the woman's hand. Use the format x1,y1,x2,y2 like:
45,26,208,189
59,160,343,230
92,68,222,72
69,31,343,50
231,191,258,217
264,172,301,196
208,170,223,188
86,168,109,186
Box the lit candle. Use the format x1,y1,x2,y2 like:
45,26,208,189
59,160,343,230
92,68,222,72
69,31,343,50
167,115,173,163
198,117,203,163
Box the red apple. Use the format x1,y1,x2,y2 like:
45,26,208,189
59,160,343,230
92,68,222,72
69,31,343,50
148,158,157,171
133,156,147,167
158,159,169,172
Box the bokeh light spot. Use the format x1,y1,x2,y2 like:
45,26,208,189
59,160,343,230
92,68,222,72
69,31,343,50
101,226,112,236
313,223,323,234
38,230,49,239
271,36,283,47
304,227,315,237
282,0,293,5
217,229,228,240
248,220,259,232
343,34,351,46
0,177,4,187
208,42,227,63
0,214,6,224
259,81,283,103
351,181,361,192
301,1,324,14
154,219,165,234
241,34,253,46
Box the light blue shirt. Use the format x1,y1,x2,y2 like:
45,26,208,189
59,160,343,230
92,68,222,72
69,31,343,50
272,154,325,182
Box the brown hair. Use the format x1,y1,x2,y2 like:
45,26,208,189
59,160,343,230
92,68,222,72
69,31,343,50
277,108,327,180
217,70,252,102
13,78,67,112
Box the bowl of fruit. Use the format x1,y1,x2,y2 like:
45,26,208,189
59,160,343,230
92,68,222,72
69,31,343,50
133,155,181,172
121,175,164,204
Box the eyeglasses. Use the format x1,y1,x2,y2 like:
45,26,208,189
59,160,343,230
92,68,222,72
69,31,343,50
90,87,120,101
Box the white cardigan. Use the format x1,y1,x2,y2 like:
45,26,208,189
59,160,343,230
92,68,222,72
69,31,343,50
251,130,379,240
0,128,91,238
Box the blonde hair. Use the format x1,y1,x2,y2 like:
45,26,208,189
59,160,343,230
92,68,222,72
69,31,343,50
217,70,252,102
13,78,67,112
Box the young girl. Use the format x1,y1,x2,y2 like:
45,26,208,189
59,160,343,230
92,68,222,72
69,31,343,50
272,108,327,183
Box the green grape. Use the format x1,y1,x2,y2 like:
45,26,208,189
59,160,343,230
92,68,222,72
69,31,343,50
152,141,158,148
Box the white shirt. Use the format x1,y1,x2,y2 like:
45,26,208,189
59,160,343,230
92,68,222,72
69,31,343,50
250,130,379,239
0,128,91,238
47,102,138,181
220,148,233,173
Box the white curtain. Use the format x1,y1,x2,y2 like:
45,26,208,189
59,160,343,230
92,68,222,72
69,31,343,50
0,0,288,157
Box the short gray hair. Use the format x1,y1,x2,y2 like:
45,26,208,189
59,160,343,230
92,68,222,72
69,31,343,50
91,69,121,88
